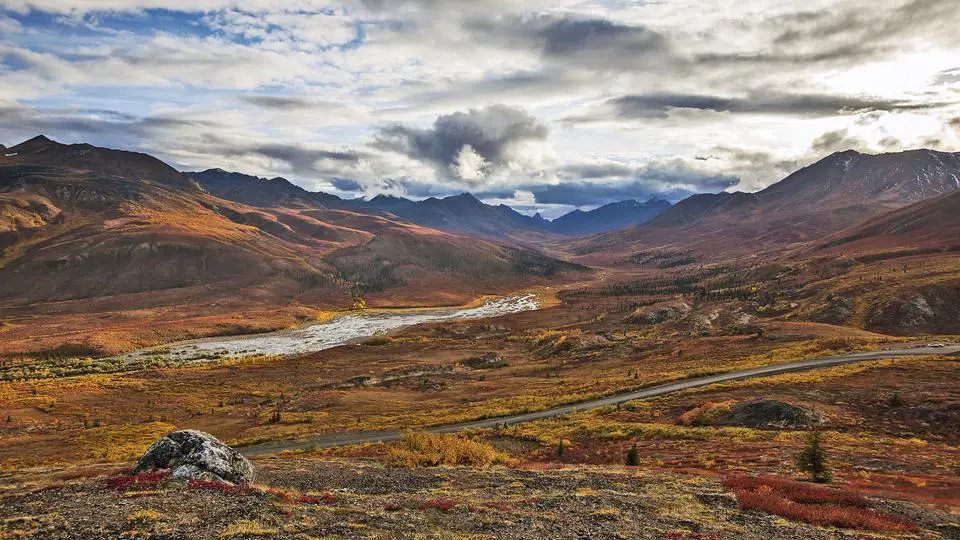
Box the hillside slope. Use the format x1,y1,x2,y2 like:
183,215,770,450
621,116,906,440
0,136,583,355
186,168,355,210
573,149,960,263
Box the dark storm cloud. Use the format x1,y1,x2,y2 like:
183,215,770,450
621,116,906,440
463,14,673,70
241,96,318,110
537,17,668,58
809,129,869,155
373,104,547,177
0,106,214,141
200,134,364,176
949,117,960,134
604,92,943,120
330,177,363,192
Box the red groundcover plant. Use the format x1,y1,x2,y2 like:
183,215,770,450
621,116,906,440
105,471,170,491
722,475,915,532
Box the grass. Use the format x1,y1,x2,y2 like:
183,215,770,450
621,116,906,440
723,475,916,532
505,416,776,446
127,510,164,523
384,431,516,468
77,422,177,463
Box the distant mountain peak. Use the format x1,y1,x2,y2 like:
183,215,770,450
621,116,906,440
10,135,56,153
448,192,482,203
371,194,404,201
550,198,672,235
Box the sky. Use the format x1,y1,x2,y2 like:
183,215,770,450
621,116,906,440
0,0,958,218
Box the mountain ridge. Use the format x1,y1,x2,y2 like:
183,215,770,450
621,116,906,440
572,147,960,261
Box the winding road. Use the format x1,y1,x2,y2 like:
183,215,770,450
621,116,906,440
240,344,959,457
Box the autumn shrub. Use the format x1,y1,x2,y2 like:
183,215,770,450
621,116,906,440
297,492,335,505
677,400,734,426
722,475,868,507
723,475,915,532
385,431,515,468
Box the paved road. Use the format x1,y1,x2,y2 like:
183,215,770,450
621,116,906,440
240,345,959,457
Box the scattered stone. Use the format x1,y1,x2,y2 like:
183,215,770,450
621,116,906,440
463,352,507,370
624,302,692,325
135,429,254,484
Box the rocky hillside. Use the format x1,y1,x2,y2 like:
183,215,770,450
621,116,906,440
574,149,960,261
2,458,954,539
0,136,584,355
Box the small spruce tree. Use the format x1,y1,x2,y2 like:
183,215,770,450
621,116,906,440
796,431,831,483
557,437,565,457
625,443,640,466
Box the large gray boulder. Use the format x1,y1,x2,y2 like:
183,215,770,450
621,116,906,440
135,430,254,484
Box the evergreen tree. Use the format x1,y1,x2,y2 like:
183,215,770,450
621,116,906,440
796,431,831,483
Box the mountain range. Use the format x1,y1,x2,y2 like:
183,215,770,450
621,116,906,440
575,148,960,261
186,170,675,241
0,136,582,328
4,134,960,353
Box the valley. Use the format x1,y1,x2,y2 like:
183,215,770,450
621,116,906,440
3,3,960,537
1,136,959,539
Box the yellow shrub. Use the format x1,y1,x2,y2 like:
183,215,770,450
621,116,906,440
385,431,515,468
127,510,164,523
677,400,735,426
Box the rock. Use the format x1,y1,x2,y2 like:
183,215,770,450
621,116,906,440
624,302,691,325
809,296,853,325
171,463,225,482
714,399,825,430
135,429,254,484
463,352,507,370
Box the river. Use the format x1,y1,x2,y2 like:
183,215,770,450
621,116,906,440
118,293,539,363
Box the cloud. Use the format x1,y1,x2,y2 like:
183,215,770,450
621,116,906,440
460,13,674,73
522,159,740,206
598,91,943,120
1,0,957,217
809,128,870,154
373,104,549,183
949,117,960,135
330,177,363,192
190,133,371,179
0,105,217,141
241,96,318,110
538,18,666,59
934,68,960,86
